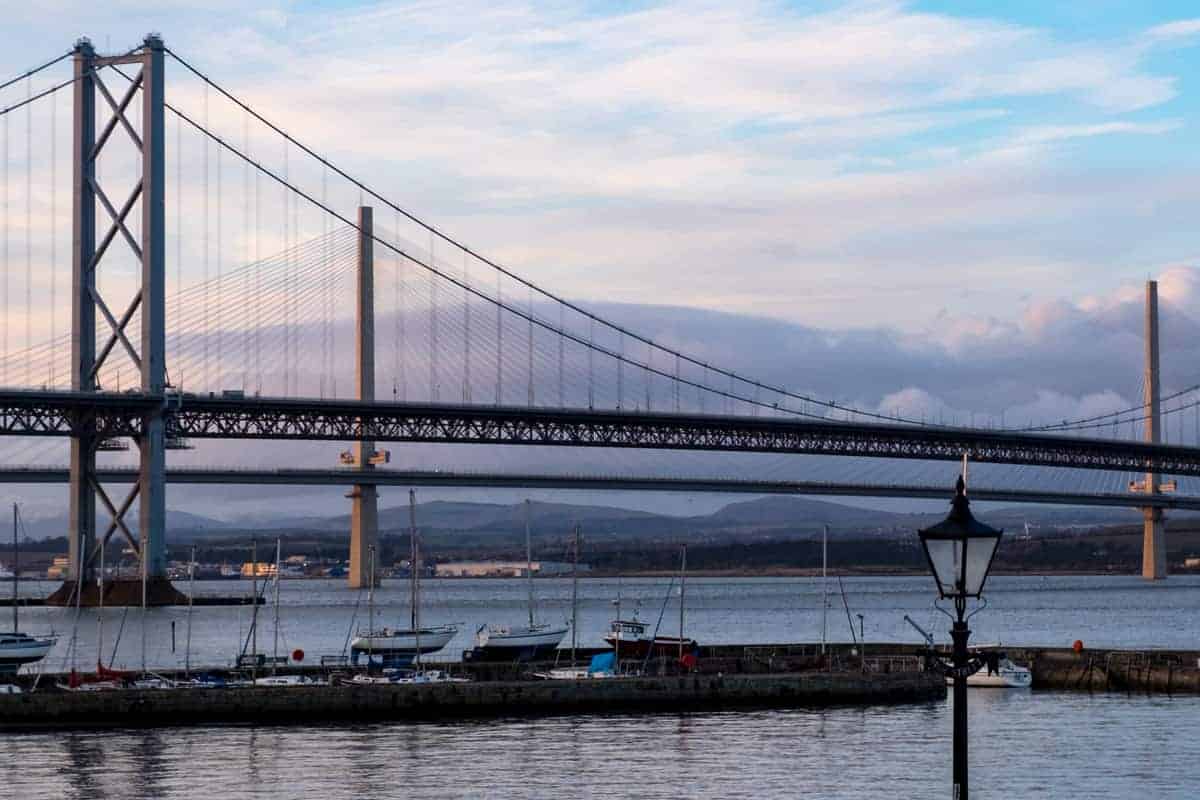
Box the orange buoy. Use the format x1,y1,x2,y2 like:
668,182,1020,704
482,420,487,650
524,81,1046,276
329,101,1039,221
1072,640,1084,654
292,648,305,662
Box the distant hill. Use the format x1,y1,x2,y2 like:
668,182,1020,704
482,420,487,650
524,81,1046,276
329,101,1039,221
17,494,1163,545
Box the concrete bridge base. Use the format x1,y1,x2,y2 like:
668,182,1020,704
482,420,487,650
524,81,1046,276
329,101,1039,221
45,578,189,607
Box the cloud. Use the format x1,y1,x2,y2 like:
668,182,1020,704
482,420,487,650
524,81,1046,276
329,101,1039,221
1144,19,1200,44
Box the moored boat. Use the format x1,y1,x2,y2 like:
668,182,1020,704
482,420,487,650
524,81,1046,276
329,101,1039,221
351,625,458,667
604,619,698,660
467,500,569,662
0,505,55,674
954,651,1033,688
471,623,569,662
0,632,56,672
350,491,458,668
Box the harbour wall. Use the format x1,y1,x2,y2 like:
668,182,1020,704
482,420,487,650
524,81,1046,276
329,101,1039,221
0,671,943,730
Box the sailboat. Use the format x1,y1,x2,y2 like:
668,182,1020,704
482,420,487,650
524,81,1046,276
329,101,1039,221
350,490,457,668
470,500,568,662
0,504,56,674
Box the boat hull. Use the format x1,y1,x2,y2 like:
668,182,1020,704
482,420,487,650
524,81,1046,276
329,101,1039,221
0,636,55,673
604,634,697,661
350,627,457,666
468,625,568,662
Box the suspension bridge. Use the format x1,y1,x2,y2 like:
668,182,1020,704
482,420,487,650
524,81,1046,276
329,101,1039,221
0,36,1195,601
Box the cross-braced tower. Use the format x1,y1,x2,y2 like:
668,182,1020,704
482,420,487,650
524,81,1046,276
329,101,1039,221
53,35,173,605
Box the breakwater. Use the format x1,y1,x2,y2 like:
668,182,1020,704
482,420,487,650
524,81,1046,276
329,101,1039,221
0,671,943,730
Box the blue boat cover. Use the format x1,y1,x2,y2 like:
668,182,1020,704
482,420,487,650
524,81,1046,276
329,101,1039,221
588,652,615,674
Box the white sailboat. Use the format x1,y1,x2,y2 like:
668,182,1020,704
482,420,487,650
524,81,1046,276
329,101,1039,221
0,504,56,674
350,490,457,667
472,500,568,662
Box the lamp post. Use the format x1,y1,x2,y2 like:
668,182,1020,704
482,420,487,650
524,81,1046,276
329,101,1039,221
918,476,1003,800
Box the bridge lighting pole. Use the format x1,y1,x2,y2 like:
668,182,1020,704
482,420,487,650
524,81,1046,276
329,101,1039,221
918,477,1002,800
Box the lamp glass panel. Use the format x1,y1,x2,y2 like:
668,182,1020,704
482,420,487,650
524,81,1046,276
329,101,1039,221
924,537,964,596
963,534,1001,596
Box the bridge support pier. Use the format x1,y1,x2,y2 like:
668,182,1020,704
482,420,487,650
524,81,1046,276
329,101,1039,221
347,206,379,589
1143,508,1167,580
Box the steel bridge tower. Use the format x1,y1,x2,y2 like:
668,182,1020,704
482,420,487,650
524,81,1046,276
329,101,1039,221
51,35,175,604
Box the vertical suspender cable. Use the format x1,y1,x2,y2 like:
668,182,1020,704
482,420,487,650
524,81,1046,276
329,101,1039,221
429,232,437,402
495,268,502,405
202,83,210,389
527,285,534,406
216,145,223,385
320,165,328,398
587,317,594,409
282,140,289,395
396,209,404,401
24,77,31,385
644,342,651,412
292,146,299,396
2,112,8,388
674,354,680,413
174,108,181,386
253,144,261,392
50,88,57,386
617,330,623,409
2,110,8,385
558,305,564,407
463,249,471,403
242,113,250,389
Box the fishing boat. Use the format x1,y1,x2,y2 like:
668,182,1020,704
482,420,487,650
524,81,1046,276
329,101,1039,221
604,546,698,665
603,619,697,661
469,500,568,662
350,490,458,667
0,504,55,674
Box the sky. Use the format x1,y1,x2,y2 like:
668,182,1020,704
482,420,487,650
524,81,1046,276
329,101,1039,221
2,1,1200,520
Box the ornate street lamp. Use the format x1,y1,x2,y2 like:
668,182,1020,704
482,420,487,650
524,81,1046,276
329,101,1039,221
918,475,1003,800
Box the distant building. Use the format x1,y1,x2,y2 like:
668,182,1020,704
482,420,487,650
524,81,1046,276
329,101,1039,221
46,556,70,580
435,560,589,578
1184,557,1200,569
241,562,278,578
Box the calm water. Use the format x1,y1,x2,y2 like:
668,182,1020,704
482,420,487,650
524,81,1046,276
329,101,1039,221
4,575,1199,798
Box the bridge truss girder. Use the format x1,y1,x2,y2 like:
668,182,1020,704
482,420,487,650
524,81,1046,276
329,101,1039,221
3,391,1200,477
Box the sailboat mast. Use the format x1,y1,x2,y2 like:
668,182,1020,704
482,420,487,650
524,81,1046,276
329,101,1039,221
186,544,194,676
98,534,105,668
11,504,17,633
250,538,258,675
571,523,579,664
367,544,376,666
821,524,828,656
409,489,422,670
679,543,687,662
141,511,147,674
272,538,281,674
524,499,535,629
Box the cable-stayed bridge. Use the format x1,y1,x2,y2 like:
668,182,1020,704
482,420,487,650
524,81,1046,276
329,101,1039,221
0,36,1194,598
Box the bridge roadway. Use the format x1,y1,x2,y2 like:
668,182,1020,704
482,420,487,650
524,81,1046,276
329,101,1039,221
0,465,1194,510
3,389,1199,476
